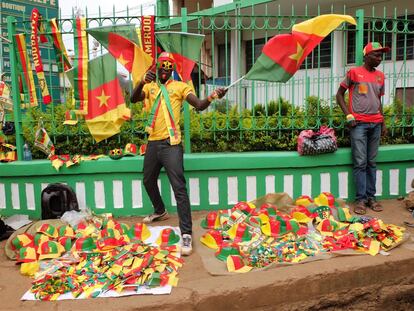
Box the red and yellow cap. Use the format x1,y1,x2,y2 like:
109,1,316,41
295,195,314,207
58,225,75,238
123,143,137,156
38,240,65,260
129,223,151,241
314,192,335,207
58,236,73,252
231,201,256,215
226,222,253,243
258,203,278,217
72,237,96,252
37,223,58,238
200,230,223,250
33,233,52,249
226,255,252,273
96,237,126,251
316,218,339,236
290,205,314,223
11,233,34,251
200,211,222,229
16,246,38,263
363,42,390,55
157,51,175,68
215,243,240,261
156,228,180,246
260,218,281,237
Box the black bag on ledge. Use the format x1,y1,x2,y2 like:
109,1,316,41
41,183,80,219
297,125,338,156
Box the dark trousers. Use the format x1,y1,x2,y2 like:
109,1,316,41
143,139,192,235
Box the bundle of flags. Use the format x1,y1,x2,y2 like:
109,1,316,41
10,215,184,300
200,192,406,273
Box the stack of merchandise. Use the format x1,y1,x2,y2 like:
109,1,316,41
200,193,406,273
10,215,183,300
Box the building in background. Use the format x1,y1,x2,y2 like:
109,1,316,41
165,0,414,108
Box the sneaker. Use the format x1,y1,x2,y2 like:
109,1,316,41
181,234,193,256
142,210,169,223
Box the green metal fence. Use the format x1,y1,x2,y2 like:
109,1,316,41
3,3,414,158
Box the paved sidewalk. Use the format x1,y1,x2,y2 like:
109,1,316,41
1,199,413,311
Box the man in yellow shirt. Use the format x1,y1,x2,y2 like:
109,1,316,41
131,52,227,255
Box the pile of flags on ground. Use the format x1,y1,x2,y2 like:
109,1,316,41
10,215,183,300
200,193,406,273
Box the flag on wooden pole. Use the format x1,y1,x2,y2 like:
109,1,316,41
245,14,356,82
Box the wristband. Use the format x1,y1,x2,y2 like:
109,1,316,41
346,114,355,122
207,91,218,103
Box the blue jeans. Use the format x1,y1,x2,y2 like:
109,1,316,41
143,139,192,235
350,122,382,203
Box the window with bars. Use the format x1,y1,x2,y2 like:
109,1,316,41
346,17,414,64
245,38,266,72
300,34,332,69
396,15,414,61
217,43,231,78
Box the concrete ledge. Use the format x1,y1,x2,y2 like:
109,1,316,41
1,144,414,177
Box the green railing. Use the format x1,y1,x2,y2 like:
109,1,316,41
1,145,413,218
2,4,414,158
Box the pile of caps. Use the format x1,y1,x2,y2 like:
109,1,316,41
10,215,183,300
200,192,405,273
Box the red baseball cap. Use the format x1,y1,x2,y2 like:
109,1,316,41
157,52,175,64
363,42,390,55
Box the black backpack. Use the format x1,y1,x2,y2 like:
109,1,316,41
41,183,80,219
0,219,14,241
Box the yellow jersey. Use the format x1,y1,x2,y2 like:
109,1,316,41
143,80,193,143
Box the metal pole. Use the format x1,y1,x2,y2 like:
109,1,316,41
180,8,191,154
355,9,364,66
7,17,24,160
156,0,169,23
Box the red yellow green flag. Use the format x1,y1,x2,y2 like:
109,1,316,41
245,14,356,82
14,33,38,108
87,28,153,86
47,18,72,72
73,17,89,115
156,31,205,83
30,8,52,104
85,54,131,143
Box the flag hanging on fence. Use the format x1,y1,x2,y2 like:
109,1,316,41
84,54,131,143
88,30,153,87
140,16,156,58
31,8,52,104
86,24,140,49
14,34,38,108
72,17,89,115
156,31,205,84
47,18,72,72
245,14,356,82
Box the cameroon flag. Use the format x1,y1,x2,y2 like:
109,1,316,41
88,27,153,87
156,32,205,84
85,54,130,143
86,24,141,49
245,14,356,82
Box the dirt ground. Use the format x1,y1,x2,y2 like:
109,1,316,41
1,199,414,311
